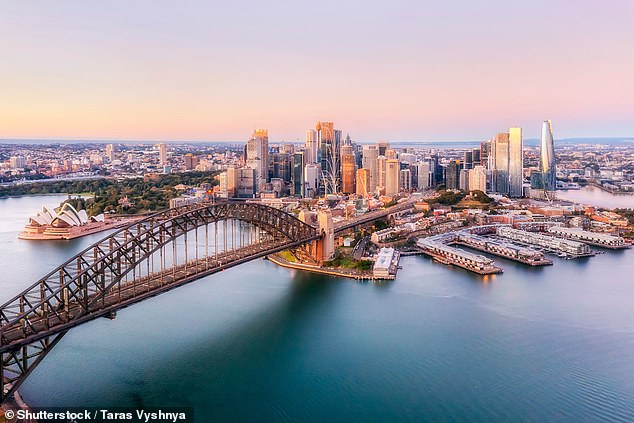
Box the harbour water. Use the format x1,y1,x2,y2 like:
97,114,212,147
2,195,634,421
557,185,634,209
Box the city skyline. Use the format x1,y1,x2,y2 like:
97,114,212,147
2,1,634,142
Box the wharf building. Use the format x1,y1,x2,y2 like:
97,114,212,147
496,227,593,257
547,227,631,249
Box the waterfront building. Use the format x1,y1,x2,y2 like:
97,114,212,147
540,120,556,191
292,152,305,197
356,168,370,196
385,159,400,196
341,145,356,194
362,145,379,194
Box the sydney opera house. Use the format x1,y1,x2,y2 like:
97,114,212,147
19,203,122,240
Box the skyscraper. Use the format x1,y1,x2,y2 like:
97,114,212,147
491,132,510,194
445,160,460,190
508,127,523,197
385,159,400,196
399,169,412,192
105,144,115,161
540,120,556,191
341,145,356,194
356,168,370,196
246,129,269,191
317,122,341,194
362,145,379,194
293,152,304,197
305,129,318,164
157,143,167,166
376,155,387,193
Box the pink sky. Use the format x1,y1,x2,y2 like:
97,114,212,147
1,0,633,142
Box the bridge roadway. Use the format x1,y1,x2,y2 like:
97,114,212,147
0,238,314,353
334,198,416,233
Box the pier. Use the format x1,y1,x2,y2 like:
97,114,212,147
495,227,595,259
417,235,503,275
453,231,553,266
547,227,632,249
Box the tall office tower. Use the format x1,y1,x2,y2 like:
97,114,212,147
157,143,167,166
246,129,269,191
408,163,419,190
354,144,363,168
463,151,473,170
469,165,487,192
292,152,304,197
508,127,523,197
385,159,400,196
105,144,115,161
305,129,318,164
445,161,460,190
304,163,321,198
491,132,510,194
399,169,412,192
431,154,442,184
356,168,370,196
317,122,341,194
341,145,356,194
472,147,481,166
540,120,556,191
385,149,397,160
269,153,292,183
377,141,390,156
459,169,470,191
376,155,387,192
417,161,432,189
480,141,491,169
362,145,379,194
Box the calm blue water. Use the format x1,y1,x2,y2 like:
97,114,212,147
2,195,634,422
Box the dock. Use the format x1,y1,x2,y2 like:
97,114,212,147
452,231,553,266
495,227,595,259
547,227,632,250
417,235,503,275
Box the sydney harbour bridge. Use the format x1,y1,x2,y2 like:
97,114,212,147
0,200,412,403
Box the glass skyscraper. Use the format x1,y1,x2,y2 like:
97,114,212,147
540,120,556,191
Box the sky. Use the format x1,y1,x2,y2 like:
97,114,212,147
1,0,633,142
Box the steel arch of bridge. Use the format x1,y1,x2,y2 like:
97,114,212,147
0,201,318,402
